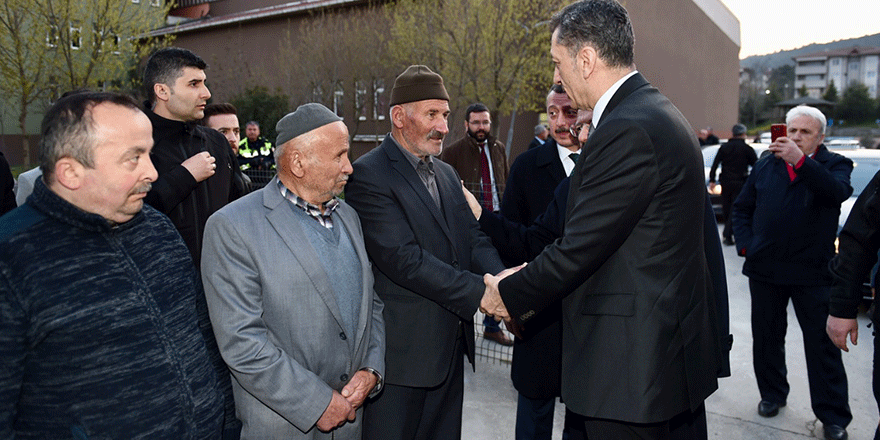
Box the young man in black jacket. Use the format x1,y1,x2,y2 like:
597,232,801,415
142,46,243,440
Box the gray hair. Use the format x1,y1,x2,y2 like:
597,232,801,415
550,0,635,69
39,91,141,183
786,105,827,135
534,124,547,136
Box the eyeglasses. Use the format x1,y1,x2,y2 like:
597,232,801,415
570,123,586,139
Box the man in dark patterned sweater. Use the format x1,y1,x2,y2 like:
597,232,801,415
0,92,225,439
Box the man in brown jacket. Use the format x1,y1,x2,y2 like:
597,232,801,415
440,102,511,346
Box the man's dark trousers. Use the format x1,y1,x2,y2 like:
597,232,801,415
749,279,852,427
720,179,744,242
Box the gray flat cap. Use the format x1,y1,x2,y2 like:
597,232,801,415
275,103,343,147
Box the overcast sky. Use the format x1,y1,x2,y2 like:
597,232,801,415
719,0,880,58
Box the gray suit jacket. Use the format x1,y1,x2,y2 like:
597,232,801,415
201,177,385,439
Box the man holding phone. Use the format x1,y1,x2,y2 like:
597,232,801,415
731,105,853,440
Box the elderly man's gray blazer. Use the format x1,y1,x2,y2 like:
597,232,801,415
201,177,385,439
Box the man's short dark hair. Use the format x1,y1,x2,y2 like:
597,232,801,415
143,47,208,104
464,103,490,122
39,91,141,182
202,102,238,126
550,0,635,69
245,121,259,128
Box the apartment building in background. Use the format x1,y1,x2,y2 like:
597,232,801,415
794,46,880,99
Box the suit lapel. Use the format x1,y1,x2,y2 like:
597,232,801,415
537,139,567,182
262,180,347,333
382,140,455,242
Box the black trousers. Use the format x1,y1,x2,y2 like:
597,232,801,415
749,279,852,427
362,339,465,440
720,179,744,241
564,404,707,440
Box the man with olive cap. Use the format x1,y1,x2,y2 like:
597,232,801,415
345,65,505,439
201,103,385,439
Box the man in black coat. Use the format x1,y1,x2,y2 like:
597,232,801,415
345,65,505,440
0,150,15,215
497,84,579,440
828,169,880,440
732,105,852,440
709,123,757,245
481,2,719,438
527,124,550,150
142,47,244,269
141,46,243,440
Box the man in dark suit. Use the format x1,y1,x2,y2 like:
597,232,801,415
708,123,757,245
499,84,580,440
441,102,512,346
527,124,550,150
481,1,720,438
732,105,852,440
345,65,505,440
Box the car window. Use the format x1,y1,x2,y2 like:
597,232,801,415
850,159,880,197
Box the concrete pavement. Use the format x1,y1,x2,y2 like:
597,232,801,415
462,224,877,439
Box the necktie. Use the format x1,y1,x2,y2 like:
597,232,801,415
417,160,441,209
479,143,493,212
569,152,580,164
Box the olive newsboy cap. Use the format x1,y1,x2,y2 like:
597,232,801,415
389,65,449,106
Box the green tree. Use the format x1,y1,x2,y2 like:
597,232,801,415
797,85,808,98
35,0,171,94
231,86,290,144
837,83,875,124
0,0,49,166
768,64,794,99
0,0,171,166
822,80,838,102
385,0,563,153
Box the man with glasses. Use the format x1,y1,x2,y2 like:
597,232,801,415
441,102,512,346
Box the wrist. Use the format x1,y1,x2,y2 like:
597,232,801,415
359,367,383,397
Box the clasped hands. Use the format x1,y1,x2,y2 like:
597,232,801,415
316,369,378,432
480,264,526,323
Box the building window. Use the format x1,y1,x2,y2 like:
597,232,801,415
831,59,840,66
110,33,121,54
70,22,82,50
868,71,877,78
333,84,344,118
373,79,386,121
355,80,368,121
46,24,59,48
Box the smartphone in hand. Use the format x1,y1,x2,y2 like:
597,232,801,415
770,124,787,142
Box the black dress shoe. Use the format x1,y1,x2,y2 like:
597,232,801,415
757,400,783,417
824,424,847,440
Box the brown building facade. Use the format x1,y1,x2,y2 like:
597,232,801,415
2,0,740,166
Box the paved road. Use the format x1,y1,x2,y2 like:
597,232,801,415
462,224,877,439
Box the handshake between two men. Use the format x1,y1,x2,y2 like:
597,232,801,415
480,266,525,323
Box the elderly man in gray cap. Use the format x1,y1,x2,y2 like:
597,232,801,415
201,103,385,440
345,65,505,440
